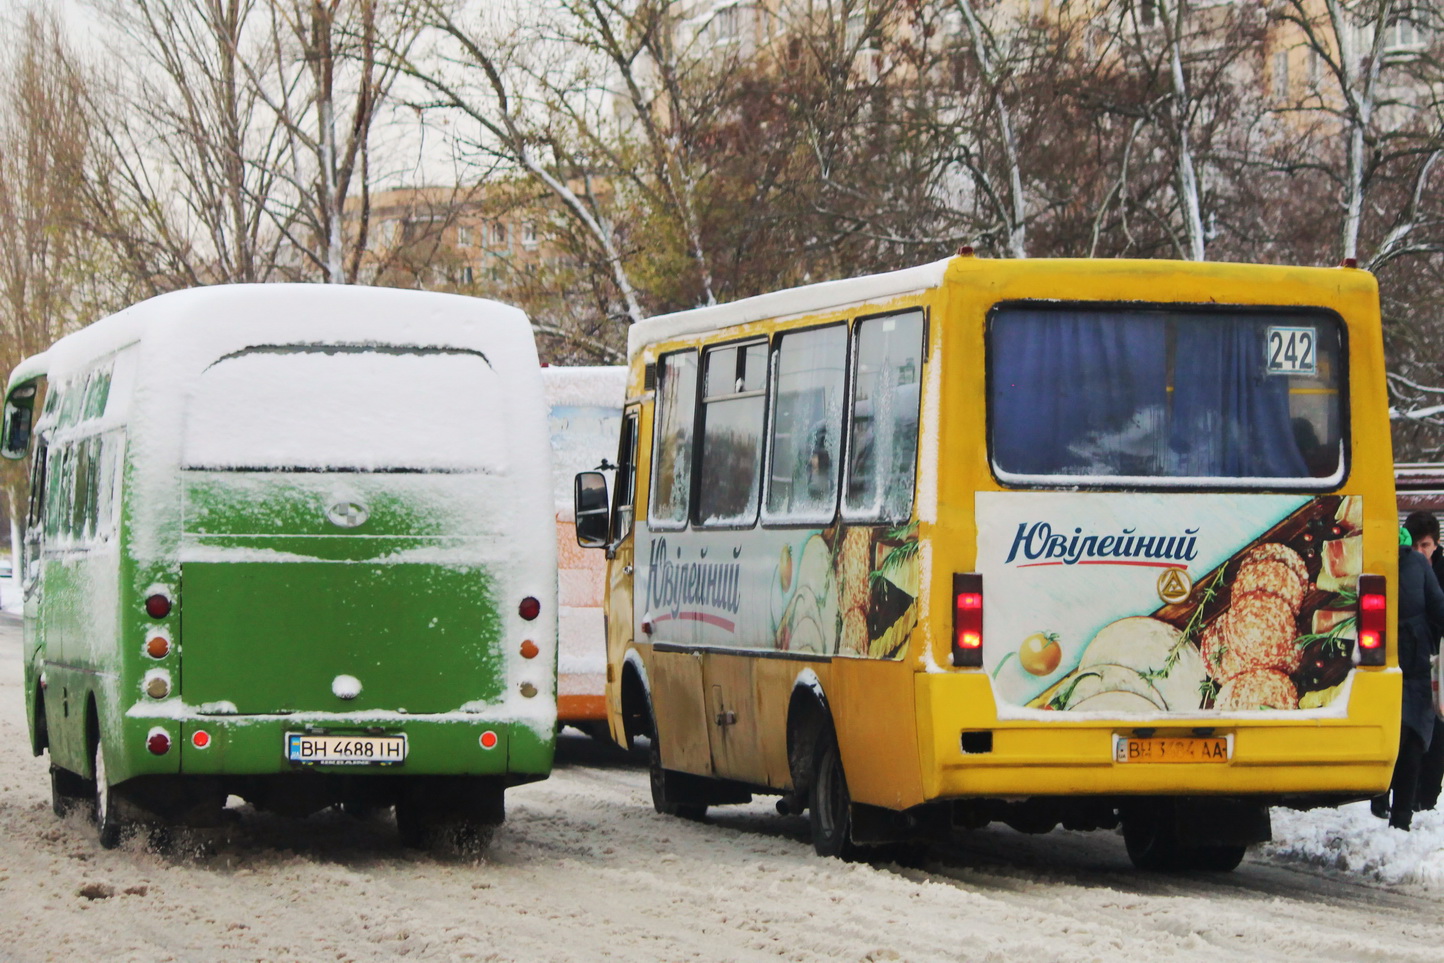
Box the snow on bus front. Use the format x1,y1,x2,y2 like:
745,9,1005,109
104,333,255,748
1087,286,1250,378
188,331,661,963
175,347,516,716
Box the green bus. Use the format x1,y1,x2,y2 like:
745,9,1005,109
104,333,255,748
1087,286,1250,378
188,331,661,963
2,284,558,849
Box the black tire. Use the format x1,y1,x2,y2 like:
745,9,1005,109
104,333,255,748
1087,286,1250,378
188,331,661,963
809,728,861,860
648,736,707,820
395,783,503,855
1123,804,1246,873
1180,844,1247,872
92,739,125,849
1122,805,1181,871
394,800,427,849
50,765,89,819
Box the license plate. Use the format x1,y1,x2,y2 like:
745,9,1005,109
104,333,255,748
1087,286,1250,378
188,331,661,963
1113,734,1232,764
285,733,407,765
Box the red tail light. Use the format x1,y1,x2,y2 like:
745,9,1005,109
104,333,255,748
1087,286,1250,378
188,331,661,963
192,730,211,749
146,730,171,755
953,573,984,668
145,594,172,619
519,596,541,621
1357,573,1386,666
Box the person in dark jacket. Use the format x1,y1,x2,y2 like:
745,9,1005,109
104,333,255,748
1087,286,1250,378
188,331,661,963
1373,514,1444,829
1416,530,1444,813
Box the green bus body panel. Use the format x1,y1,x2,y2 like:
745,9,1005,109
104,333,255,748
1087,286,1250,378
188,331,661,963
179,473,510,716
35,552,124,774
181,561,503,714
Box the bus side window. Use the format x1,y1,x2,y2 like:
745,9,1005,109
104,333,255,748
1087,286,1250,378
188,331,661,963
696,341,767,526
612,412,638,544
83,437,102,541
649,350,698,528
765,324,846,523
70,440,92,541
24,441,47,580
844,311,925,523
96,434,121,539
43,446,68,542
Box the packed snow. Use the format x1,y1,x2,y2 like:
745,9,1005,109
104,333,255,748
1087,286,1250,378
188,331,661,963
2,619,1443,961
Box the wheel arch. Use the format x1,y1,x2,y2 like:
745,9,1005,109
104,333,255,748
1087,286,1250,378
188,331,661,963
29,681,48,756
619,648,653,743
786,669,832,796
84,692,101,780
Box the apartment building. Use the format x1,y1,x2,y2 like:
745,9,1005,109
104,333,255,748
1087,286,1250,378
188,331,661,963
345,185,554,292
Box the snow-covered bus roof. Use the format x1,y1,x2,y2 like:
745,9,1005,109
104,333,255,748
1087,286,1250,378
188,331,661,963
627,259,952,359
7,283,534,393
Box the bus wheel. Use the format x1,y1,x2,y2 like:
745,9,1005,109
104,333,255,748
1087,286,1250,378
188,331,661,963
91,740,126,849
1123,803,1247,872
809,728,860,860
51,765,89,819
396,782,503,854
1181,844,1246,872
648,737,707,821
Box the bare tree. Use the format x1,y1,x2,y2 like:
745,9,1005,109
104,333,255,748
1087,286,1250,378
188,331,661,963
0,10,117,557
249,0,423,283
398,0,647,326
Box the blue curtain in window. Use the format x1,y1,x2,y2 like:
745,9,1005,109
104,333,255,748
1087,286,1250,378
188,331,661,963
991,311,1169,475
1170,317,1307,478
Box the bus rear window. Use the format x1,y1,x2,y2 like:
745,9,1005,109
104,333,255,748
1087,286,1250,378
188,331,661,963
989,306,1344,487
183,348,506,472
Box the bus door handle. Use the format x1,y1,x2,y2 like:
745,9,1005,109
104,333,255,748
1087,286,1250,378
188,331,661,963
712,684,736,727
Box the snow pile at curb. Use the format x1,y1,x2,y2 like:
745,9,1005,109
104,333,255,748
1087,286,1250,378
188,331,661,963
1264,801,1444,888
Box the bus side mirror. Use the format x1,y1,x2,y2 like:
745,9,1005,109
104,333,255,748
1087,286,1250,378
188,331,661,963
574,471,610,548
1,383,37,460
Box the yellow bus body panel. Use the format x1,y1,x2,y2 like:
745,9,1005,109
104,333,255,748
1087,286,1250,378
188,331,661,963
616,256,1397,810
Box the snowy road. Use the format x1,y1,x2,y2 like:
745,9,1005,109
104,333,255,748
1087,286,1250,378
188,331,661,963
1,617,1441,962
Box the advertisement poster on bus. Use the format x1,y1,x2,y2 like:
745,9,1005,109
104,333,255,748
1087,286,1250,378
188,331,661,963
976,492,1363,717
637,522,920,661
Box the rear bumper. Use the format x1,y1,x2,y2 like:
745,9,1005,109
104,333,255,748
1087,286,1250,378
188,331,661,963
123,713,554,780
916,669,1400,800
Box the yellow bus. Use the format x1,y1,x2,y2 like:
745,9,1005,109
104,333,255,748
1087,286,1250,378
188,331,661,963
573,254,1399,870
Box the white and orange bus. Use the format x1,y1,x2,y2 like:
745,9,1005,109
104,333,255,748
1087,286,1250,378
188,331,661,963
574,254,1399,870
545,366,627,734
